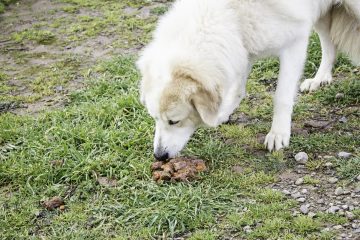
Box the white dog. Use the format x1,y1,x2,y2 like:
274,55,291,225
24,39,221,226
137,0,360,160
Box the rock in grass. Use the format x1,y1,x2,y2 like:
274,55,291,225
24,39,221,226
324,162,333,168
294,152,308,164
282,190,291,195
243,225,252,233
327,206,340,214
297,197,306,203
333,225,343,230
356,175,360,181
291,192,302,199
346,211,355,220
300,204,309,214
328,177,339,184
338,152,352,159
338,116,347,123
295,178,304,185
335,93,344,99
335,187,344,196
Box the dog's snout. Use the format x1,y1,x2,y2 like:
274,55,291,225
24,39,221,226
154,152,169,161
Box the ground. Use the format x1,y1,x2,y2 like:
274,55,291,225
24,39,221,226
0,0,359,239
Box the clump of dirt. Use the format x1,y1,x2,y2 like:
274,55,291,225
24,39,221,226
151,157,207,182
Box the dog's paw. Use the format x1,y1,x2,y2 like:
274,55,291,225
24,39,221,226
264,130,290,152
300,76,332,92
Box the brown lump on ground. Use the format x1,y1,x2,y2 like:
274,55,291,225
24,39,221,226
151,157,207,182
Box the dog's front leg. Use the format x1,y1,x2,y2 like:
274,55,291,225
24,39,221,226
265,37,309,151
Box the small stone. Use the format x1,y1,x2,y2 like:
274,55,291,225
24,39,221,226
333,225,343,230
354,229,360,234
243,225,252,233
338,152,352,159
339,116,348,123
328,177,339,184
308,212,316,218
335,187,344,196
346,211,355,220
295,178,304,185
343,190,350,195
282,190,291,195
301,189,308,194
352,223,359,229
342,205,349,210
317,199,325,204
295,152,308,164
327,206,340,214
357,175,360,181
291,192,302,199
340,233,347,238
322,227,331,232
324,155,334,160
297,197,306,203
354,186,360,193
324,162,333,168
335,93,344,99
300,204,309,214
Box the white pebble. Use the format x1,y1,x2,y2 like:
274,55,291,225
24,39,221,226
327,206,340,214
333,225,343,230
346,211,355,220
243,225,252,233
295,152,308,164
335,187,344,196
300,204,309,214
338,152,352,159
328,177,339,184
282,190,291,195
295,178,304,185
297,197,306,203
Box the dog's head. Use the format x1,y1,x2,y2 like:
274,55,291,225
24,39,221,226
137,58,221,160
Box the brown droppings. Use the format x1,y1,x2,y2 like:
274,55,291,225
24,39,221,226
41,196,65,210
151,161,163,171
151,157,207,182
161,162,175,174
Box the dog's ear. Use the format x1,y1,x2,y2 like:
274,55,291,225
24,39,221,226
191,86,221,127
162,67,221,126
136,58,148,105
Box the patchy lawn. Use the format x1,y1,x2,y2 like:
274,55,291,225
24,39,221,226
0,0,359,239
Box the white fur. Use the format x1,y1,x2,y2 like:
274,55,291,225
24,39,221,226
138,0,360,157
301,0,360,92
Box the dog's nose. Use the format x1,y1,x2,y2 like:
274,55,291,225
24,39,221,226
154,152,169,161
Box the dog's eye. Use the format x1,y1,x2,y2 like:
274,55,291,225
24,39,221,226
168,120,180,125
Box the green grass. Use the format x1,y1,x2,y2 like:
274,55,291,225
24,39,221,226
12,29,56,45
0,0,359,239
